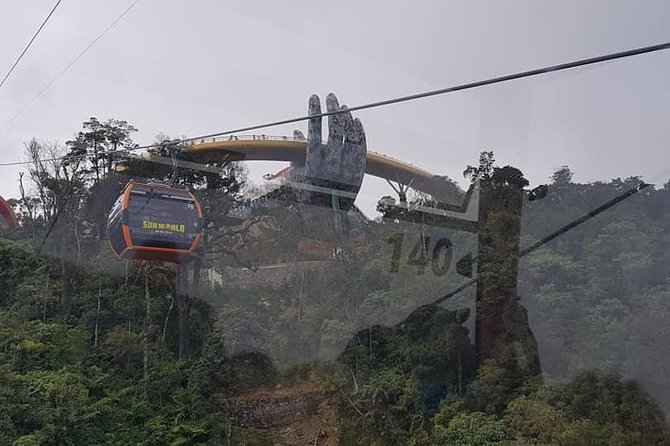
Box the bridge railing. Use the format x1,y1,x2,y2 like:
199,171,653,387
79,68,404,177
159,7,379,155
189,134,308,145
189,135,423,166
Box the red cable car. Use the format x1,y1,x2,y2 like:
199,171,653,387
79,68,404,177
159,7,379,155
0,196,18,230
107,182,203,263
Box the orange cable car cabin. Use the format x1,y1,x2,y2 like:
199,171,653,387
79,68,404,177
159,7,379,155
107,182,203,263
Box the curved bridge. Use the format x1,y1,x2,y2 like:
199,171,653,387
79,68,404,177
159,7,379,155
187,135,438,190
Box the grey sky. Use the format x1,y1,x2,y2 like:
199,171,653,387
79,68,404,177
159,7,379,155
1,0,670,215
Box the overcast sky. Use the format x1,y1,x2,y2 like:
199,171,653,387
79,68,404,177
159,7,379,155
1,0,670,215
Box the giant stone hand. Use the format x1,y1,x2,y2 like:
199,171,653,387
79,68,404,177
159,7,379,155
290,93,367,211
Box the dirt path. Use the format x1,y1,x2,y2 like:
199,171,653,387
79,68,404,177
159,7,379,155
225,383,339,445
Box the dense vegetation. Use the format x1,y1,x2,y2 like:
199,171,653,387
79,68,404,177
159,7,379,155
1,119,669,444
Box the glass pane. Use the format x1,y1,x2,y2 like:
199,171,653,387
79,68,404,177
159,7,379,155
1,2,670,444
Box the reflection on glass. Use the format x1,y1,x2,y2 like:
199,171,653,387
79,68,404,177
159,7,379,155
0,92,669,446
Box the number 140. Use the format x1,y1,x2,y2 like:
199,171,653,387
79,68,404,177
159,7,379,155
388,233,453,276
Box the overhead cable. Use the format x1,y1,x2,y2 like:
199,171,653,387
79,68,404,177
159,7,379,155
182,41,670,144
0,0,63,92
0,0,142,131
0,40,668,167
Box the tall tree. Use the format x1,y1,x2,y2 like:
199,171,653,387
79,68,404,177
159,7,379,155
66,117,138,240
22,139,89,313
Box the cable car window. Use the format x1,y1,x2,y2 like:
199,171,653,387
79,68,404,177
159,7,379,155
108,194,123,223
126,189,200,250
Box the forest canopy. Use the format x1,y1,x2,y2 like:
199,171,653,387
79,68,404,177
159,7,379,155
1,120,669,445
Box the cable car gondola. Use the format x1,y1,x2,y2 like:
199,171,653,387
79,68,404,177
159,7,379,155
0,195,18,230
107,182,203,263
